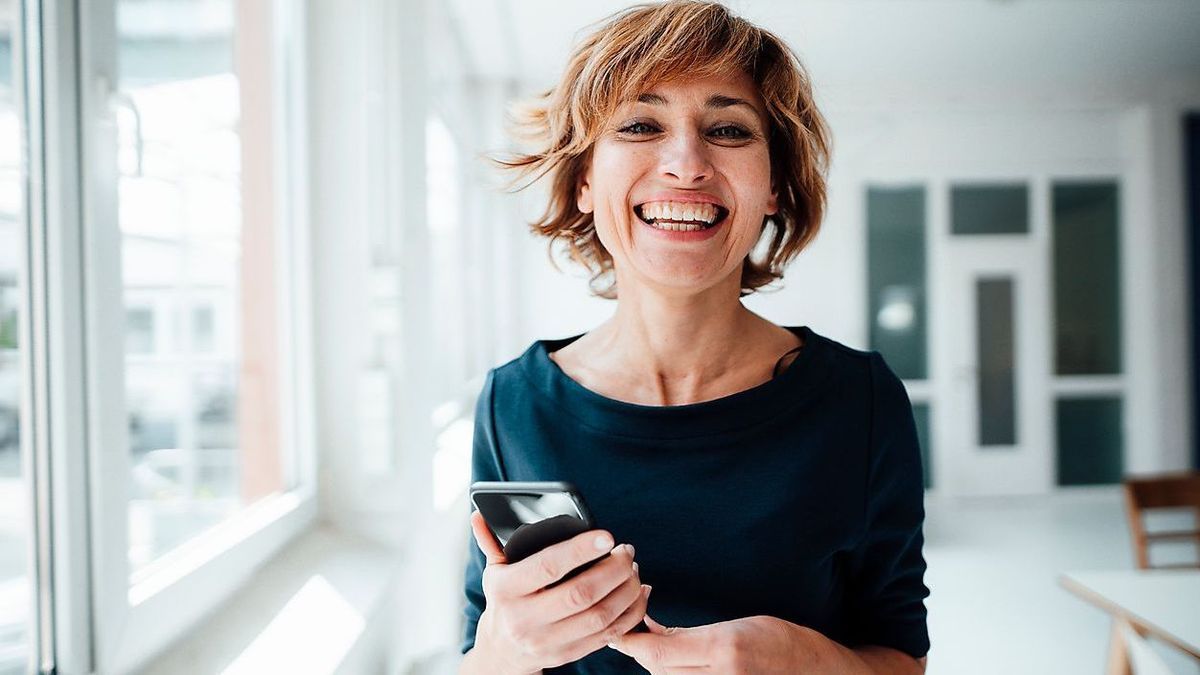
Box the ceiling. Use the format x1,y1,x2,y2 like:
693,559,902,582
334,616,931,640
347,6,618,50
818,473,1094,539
445,0,1200,104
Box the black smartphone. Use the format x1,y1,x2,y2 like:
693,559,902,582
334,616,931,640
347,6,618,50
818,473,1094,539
470,480,649,633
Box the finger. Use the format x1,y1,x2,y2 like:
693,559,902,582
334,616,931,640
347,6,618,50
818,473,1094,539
644,614,672,635
607,623,712,668
533,562,644,651
520,578,646,666
505,528,615,596
547,582,647,657
469,509,506,565
527,542,637,624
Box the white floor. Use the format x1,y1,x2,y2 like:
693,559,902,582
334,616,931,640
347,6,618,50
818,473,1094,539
923,487,1199,675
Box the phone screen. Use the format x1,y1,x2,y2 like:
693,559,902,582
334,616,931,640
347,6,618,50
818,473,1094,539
473,491,585,546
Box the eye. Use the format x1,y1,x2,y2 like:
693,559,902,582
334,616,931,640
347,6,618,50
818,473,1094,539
617,121,660,135
709,124,751,140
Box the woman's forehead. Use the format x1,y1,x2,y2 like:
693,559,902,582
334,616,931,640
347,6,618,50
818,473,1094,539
629,71,758,100
614,73,768,118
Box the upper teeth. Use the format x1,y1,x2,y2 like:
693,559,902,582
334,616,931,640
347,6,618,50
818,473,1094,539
639,201,720,224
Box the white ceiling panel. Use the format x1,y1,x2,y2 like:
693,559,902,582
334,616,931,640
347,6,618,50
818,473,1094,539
446,0,1200,102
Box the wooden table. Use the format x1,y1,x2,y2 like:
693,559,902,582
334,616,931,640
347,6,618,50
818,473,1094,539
1059,570,1200,675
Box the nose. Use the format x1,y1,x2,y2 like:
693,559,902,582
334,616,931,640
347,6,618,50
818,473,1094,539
658,131,714,185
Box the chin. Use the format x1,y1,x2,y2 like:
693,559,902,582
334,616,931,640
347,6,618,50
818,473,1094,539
639,269,724,295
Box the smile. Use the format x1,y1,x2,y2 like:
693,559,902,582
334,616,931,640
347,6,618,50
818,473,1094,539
633,200,729,232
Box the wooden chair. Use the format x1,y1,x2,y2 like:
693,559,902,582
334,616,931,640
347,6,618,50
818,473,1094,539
1121,472,1200,570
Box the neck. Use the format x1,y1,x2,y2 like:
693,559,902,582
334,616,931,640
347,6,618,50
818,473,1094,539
589,267,765,397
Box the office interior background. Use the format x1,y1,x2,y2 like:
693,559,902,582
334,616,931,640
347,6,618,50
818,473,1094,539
1,0,1199,673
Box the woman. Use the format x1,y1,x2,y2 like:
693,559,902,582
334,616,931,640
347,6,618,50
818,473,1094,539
459,2,930,673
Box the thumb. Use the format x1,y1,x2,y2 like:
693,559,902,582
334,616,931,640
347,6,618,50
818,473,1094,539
470,509,507,565
644,614,674,635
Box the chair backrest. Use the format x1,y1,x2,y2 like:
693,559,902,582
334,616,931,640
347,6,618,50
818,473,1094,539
1119,619,1178,675
1122,472,1200,570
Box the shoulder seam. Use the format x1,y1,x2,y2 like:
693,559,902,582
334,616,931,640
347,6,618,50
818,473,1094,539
820,335,875,361
483,368,510,481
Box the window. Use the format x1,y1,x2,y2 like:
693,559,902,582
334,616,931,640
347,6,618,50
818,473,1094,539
1053,182,1122,375
951,183,1030,235
0,0,30,670
116,0,292,575
1052,180,1124,485
1057,397,1124,485
427,116,468,403
866,185,928,380
866,184,931,491
977,277,1017,446
0,0,313,671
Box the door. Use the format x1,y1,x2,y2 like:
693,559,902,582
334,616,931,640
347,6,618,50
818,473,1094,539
939,187,1053,497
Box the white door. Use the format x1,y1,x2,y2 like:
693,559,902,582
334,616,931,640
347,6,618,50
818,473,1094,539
940,233,1053,496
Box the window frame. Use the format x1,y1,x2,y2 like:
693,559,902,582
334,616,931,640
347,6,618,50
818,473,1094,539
26,0,318,672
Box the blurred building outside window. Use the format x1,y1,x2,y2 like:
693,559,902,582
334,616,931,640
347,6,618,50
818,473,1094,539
117,0,293,576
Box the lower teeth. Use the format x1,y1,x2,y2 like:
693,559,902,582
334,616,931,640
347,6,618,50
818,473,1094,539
649,220,709,232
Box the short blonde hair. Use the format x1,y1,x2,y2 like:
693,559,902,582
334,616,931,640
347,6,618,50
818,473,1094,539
500,0,833,299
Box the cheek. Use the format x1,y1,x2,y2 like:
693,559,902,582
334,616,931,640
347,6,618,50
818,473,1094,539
584,148,627,253
588,145,646,218
729,151,775,220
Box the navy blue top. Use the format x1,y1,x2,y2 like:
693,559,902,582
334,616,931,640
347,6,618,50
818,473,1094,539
460,325,931,673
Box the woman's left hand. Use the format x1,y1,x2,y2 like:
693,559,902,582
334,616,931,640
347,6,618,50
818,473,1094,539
607,614,829,674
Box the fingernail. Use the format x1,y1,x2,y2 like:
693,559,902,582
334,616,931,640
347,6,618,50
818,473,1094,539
642,584,652,595
624,543,636,557
632,561,639,574
594,534,613,551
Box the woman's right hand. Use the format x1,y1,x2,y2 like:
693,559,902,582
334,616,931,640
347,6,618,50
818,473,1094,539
469,509,651,674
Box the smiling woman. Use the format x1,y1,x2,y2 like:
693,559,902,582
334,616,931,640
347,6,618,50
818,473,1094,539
498,0,831,300
461,2,930,674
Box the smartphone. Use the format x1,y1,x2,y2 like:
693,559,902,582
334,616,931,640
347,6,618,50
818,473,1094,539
470,480,649,633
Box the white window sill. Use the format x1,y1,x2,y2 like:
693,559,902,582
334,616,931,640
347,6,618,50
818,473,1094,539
137,523,400,675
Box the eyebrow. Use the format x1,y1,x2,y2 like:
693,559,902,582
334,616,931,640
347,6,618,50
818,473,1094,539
636,92,758,113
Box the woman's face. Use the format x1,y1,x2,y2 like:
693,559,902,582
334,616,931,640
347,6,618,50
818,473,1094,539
577,70,776,296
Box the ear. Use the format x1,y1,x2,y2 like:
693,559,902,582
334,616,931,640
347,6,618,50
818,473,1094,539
765,165,779,216
576,164,594,214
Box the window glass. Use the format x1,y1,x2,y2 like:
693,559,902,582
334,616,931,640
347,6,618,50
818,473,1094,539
1057,397,1123,486
118,0,288,574
977,277,1017,446
1053,182,1121,375
951,184,1029,235
867,186,927,380
427,116,467,402
911,402,932,490
0,0,31,669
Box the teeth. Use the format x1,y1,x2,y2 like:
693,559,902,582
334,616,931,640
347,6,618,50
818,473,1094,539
638,200,720,225
651,221,706,232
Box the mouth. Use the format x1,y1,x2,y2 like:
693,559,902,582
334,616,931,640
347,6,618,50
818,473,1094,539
633,200,729,232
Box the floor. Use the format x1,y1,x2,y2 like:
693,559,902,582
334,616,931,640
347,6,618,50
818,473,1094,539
922,487,1199,675
410,487,1200,675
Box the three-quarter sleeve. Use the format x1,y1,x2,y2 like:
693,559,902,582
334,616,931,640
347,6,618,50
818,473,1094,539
843,352,931,659
460,369,504,655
